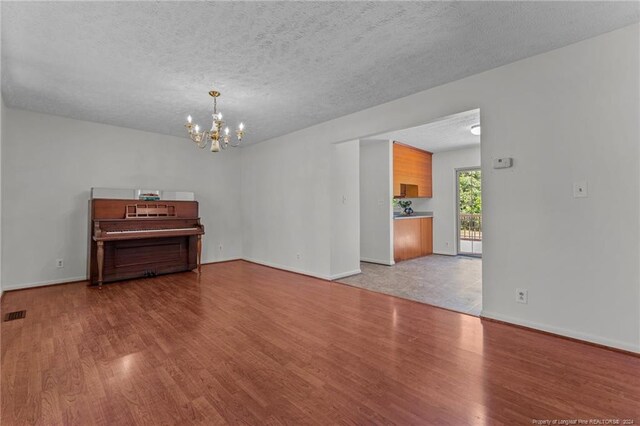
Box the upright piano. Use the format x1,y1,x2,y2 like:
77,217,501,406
89,198,205,287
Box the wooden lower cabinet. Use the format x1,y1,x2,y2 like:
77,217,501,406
394,217,433,262
420,217,433,255
393,218,422,262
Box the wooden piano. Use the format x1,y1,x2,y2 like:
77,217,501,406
89,199,205,287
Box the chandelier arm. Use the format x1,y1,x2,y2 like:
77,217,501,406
228,138,242,147
197,132,209,149
204,132,213,148
189,132,205,148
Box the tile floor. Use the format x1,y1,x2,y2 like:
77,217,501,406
338,255,482,316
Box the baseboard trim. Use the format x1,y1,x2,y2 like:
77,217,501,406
1,258,243,293
3,257,349,291
433,252,456,256
360,257,394,266
329,269,361,280
242,258,332,281
2,276,88,292
480,310,640,355
201,258,243,266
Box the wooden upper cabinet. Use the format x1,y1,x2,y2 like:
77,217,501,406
393,142,432,198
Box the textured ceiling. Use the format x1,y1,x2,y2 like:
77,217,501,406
2,2,639,144
374,109,480,153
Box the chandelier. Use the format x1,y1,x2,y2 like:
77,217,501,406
184,87,245,152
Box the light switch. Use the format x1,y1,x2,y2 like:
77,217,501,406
573,181,588,198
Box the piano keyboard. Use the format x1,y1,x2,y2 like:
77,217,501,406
106,227,199,234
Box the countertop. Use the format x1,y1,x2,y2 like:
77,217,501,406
393,211,433,220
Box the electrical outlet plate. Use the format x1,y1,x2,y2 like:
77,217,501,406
56,259,64,268
573,181,588,198
516,288,528,304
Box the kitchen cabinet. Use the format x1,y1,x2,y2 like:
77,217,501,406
393,217,433,262
420,217,433,255
393,142,432,198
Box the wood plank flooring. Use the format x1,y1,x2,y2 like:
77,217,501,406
1,260,639,425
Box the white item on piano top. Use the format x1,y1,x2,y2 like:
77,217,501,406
91,188,195,201
135,189,160,200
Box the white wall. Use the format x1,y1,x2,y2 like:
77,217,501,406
240,126,333,278
1,108,243,290
0,97,4,296
410,146,481,255
330,140,360,279
241,24,640,352
359,139,393,265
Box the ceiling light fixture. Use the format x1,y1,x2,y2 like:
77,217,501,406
184,86,245,152
470,124,481,136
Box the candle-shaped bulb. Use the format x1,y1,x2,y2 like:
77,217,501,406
225,127,230,135
218,112,223,120
194,124,200,133
239,122,245,131
187,115,192,123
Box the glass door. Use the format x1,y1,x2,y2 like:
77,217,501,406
457,169,482,257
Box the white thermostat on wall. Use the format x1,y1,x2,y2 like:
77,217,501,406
493,157,513,169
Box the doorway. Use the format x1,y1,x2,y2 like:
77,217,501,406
338,109,483,316
457,168,482,257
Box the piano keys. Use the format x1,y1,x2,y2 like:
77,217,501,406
89,198,205,287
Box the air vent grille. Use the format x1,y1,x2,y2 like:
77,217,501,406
4,310,26,321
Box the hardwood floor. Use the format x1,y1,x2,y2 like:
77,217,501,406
2,261,639,425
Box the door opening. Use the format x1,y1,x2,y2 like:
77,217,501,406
457,168,482,257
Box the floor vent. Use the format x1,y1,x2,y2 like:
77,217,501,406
4,310,26,321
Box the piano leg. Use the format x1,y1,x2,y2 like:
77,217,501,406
197,235,202,274
97,241,104,288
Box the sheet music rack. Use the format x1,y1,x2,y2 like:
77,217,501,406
125,204,177,218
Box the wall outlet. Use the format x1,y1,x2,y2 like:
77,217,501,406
573,181,588,198
219,244,223,252
56,259,64,268
296,253,301,260
516,288,528,304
